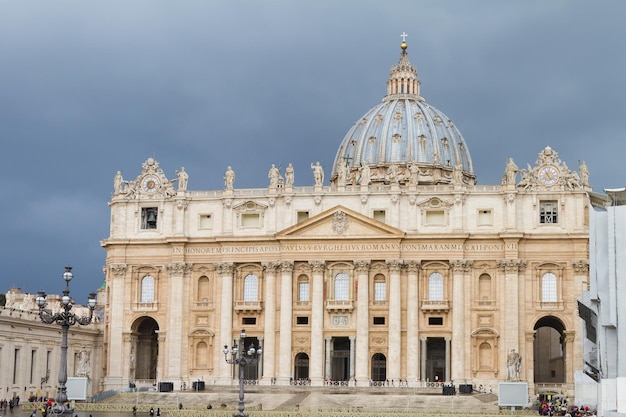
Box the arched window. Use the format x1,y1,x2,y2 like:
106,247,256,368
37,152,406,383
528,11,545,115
373,274,386,302
542,273,557,302
298,276,310,302
428,272,444,301
141,275,154,303
243,274,259,302
334,273,349,301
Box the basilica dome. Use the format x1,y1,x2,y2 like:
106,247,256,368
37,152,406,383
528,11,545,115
331,41,475,186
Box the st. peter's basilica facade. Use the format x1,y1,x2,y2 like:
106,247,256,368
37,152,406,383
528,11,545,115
100,40,591,397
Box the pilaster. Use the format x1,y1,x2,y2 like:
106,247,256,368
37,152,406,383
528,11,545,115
309,261,325,386
354,260,370,382
278,261,294,384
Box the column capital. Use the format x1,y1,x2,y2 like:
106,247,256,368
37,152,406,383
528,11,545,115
109,263,127,277
279,261,294,273
309,260,326,273
386,259,403,272
166,262,192,275
262,261,280,272
354,260,370,273
404,260,422,273
572,260,589,273
450,259,471,272
176,200,189,210
216,262,234,275
563,330,576,343
497,259,527,273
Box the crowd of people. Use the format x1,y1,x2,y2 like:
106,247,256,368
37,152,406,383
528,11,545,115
1,397,19,413
538,399,596,417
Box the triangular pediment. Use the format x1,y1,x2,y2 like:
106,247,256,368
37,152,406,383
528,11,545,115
276,205,404,240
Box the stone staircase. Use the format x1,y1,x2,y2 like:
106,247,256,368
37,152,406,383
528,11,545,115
102,385,502,413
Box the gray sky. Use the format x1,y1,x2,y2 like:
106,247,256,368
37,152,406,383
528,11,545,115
1,0,625,298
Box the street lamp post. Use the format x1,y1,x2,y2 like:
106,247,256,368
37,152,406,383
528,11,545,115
223,329,262,417
35,266,97,416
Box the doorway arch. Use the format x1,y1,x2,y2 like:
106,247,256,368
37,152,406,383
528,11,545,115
294,352,310,382
533,316,566,383
371,353,387,382
131,316,159,381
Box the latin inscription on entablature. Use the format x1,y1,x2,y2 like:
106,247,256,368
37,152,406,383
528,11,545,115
174,242,517,255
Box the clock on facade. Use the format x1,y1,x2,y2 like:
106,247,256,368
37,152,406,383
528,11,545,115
141,175,160,193
538,165,559,186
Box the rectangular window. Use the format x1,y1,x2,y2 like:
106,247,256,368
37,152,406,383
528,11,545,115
141,207,158,229
373,316,385,325
540,201,558,224
477,209,493,226
13,348,19,384
241,213,260,227
429,317,444,325
373,210,386,223
46,350,51,378
297,211,309,223
30,349,36,384
425,210,445,225
296,316,309,325
298,282,310,302
199,214,213,229
242,317,256,325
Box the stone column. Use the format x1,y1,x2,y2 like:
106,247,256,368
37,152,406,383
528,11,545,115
563,330,576,388
525,330,536,394
387,259,403,382
325,337,332,382
262,262,279,384
450,259,470,381
420,338,427,383
310,261,326,386
405,261,421,384
165,262,191,383
217,262,234,382
497,259,527,376
349,336,356,381
278,261,294,384
123,335,133,383
354,260,370,383
104,263,127,390
445,337,451,382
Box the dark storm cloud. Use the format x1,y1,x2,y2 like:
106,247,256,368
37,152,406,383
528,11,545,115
1,0,625,297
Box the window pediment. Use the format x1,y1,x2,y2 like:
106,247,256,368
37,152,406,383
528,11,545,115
233,200,268,213
417,197,453,209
